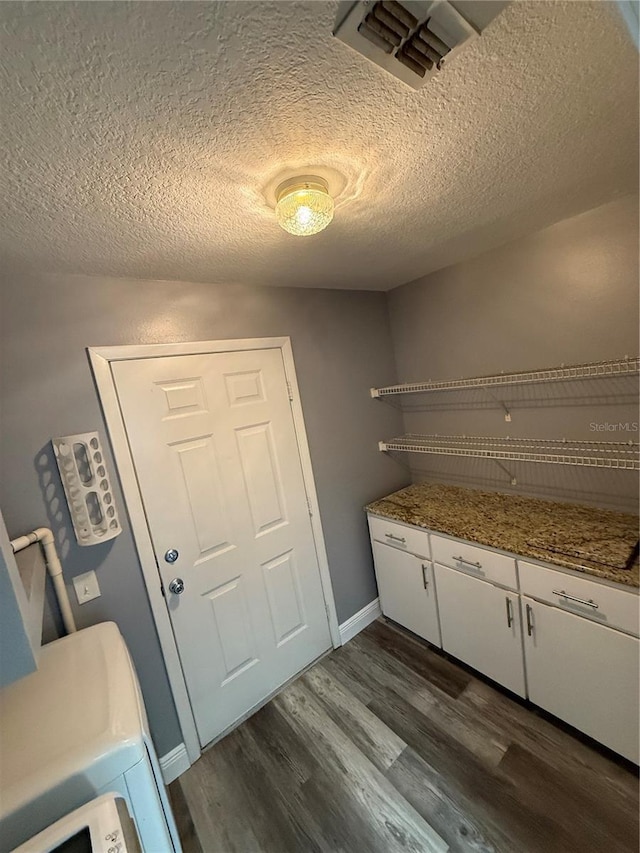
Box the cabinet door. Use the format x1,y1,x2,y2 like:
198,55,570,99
434,563,526,696
522,596,640,763
372,542,441,646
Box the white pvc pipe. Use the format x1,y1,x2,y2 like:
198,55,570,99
11,527,77,634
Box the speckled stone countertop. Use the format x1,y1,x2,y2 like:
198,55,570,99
366,484,639,588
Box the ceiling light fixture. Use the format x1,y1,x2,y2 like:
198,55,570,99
275,176,334,237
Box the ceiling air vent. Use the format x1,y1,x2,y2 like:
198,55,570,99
334,1,479,89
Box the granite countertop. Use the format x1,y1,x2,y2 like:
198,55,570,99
366,484,639,588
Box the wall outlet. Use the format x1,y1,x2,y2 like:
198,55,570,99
73,570,101,604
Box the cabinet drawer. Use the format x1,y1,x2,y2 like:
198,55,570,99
430,534,517,590
519,560,639,637
368,515,430,558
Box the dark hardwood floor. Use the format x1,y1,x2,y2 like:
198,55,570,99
170,619,639,853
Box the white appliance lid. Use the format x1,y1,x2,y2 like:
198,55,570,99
0,622,146,820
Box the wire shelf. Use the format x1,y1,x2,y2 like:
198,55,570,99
378,434,640,470
371,356,640,398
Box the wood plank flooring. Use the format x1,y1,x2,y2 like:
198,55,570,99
171,619,639,853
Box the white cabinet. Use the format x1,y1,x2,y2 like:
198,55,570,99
434,563,526,697
372,541,441,647
522,595,640,763
366,509,639,762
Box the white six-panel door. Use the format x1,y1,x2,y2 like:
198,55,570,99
112,348,332,747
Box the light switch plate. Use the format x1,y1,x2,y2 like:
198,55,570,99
73,570,101,604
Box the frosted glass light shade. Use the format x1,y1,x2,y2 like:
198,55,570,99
275,177,334,237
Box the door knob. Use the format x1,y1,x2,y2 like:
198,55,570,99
164,548,179,563
168,578,185,595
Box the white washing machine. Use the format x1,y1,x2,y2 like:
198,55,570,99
0,622,182,852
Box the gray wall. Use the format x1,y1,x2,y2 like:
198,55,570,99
0,271,407,755
387,195,640,513
2,194,636,757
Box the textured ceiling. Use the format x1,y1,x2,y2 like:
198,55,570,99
1,1,638,291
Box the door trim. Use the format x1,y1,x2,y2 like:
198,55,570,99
88,337,341,766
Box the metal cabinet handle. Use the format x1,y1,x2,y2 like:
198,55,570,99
552,589,599,610
385,533,406,544
525,603,534,636
421,563,429,589
505,596,514,628
453,555,483,570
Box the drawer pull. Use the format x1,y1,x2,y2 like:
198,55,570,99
453,555,483,570
526,603,534,636
505,596,514,628
385,533,406,544
421,563,429,589
553,589,599,610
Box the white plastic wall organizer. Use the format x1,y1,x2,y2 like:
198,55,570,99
52,432,122,545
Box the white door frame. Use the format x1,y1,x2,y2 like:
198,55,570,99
88,337,341,766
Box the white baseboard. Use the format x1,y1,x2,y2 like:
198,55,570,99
160,742,191,784
338,598,381,645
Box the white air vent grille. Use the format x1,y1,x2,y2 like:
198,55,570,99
334,1,479,89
